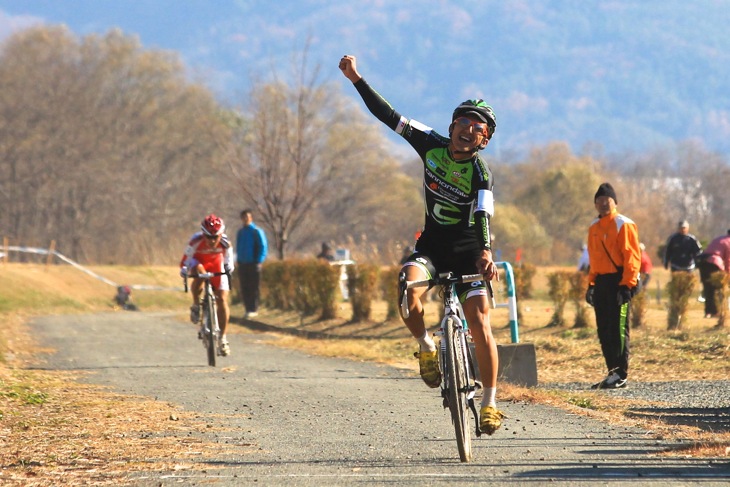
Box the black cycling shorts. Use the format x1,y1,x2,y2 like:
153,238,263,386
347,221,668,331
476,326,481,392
402,244,487,303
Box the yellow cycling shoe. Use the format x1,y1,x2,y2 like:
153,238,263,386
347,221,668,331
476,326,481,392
414,350,441,388
479,406,505,435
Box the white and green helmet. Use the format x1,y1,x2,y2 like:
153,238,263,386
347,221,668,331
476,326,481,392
452,99,497,138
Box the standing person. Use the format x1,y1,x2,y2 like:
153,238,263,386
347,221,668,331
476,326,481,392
316,242,335,262
180,214,235,356
236,209,268,318
339,55,504,435
663,220,702,272
585,183,641,389
696,230,730,318
639,242,653,290
577,243,590,273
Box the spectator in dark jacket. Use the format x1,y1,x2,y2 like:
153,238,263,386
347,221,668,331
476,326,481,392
663,220,702,272
316,242,335,262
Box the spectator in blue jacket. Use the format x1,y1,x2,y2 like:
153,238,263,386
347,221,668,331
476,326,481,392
236,209,268,318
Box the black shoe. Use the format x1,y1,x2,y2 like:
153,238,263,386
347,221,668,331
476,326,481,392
591,372,627,389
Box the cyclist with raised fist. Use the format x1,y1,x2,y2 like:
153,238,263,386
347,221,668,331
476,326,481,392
339,54,504,435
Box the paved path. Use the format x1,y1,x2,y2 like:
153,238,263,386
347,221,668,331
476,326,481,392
30,312,730,486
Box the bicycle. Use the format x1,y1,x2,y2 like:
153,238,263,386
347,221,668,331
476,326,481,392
184,271,229,367
399,271,495,462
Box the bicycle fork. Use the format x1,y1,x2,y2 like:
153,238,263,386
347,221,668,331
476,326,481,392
437,323,483,438
460,331,483,438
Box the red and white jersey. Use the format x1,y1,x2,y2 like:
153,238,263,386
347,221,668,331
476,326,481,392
180,232,234,273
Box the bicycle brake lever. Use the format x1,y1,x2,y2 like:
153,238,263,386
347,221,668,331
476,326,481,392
486,281,496,309
398,272,411,320
400,291,410,319
398,273,410,319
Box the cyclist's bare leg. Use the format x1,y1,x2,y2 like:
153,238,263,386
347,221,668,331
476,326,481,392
463,294,498,390
190,278,203,305
401,264,432,348
215,289,230,336
466,294,505,433
190,264,206,306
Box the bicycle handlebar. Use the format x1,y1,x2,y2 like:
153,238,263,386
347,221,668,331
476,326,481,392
401,272,496,313
196,271,228,279
404,272,488,290
182,271,231,293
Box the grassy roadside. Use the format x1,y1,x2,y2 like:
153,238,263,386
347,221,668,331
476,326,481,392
0,263,209,485
0,263,728,485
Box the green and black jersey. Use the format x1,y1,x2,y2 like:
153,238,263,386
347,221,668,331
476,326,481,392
354,78,493,253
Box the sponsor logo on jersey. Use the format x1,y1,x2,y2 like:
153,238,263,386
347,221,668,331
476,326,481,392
432,198,461,225
426,176,469,199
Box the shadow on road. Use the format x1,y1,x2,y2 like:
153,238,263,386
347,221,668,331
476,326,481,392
625,407,730,433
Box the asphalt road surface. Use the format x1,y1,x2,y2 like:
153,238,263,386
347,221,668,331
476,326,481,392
30,312,730,486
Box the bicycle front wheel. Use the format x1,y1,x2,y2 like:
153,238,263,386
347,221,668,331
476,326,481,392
204,297,217,367
444,315,472,462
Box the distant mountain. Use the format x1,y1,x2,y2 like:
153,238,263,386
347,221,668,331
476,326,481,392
1,0,729,157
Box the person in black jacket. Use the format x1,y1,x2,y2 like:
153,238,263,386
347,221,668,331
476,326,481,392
663,220,702,272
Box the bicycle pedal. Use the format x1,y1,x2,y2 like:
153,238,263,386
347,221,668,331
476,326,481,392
474,380,483,390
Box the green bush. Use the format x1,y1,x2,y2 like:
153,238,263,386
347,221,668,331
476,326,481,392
568,271,590,328
667,271,697,330
261,261,293,310
261,259,340,319
379,265,401,321
631,284,648,328
513,262,536,300
547,270,572,327
347,263,380,322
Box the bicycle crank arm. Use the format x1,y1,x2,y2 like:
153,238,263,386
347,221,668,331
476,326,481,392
468,398,482,438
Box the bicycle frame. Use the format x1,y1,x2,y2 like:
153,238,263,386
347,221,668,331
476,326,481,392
183,271,229,366
432,275,482,438
400,271,488,461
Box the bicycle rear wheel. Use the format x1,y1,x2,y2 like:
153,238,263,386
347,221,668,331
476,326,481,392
444,315,472,462
204,297,217,367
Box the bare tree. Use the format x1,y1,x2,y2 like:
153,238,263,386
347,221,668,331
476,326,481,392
512,143,605,263
225,50,409,259
0,26,231,263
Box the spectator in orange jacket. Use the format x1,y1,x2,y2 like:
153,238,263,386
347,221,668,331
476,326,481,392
585,182,641,390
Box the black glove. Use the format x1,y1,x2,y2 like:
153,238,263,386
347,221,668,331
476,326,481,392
617,285,634,305
585,285,595,307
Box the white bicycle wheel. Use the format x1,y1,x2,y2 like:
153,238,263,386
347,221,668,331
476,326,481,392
444,315,472,462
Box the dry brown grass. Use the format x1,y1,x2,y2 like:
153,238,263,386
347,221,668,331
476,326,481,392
0,263,728,485
0,263,240,485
